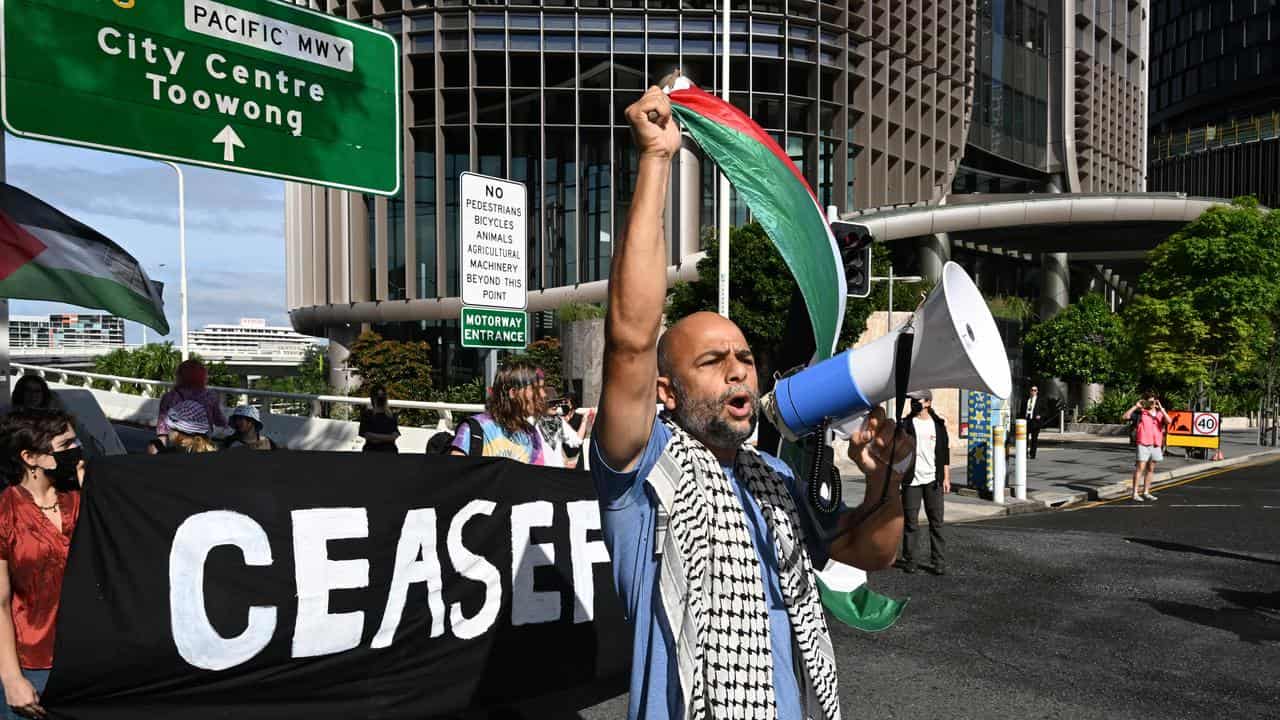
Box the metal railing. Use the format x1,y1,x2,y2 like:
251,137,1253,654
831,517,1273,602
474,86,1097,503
1150,110,1280,161
11,363,486,428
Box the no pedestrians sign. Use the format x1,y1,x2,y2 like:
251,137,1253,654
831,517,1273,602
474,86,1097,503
460,172,527,310
0,0,400,195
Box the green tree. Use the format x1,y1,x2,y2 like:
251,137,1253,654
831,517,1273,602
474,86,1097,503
347,332,436,402
92,343,236,392
666,222,930,380
1121,198,1280,403
504,337,565,393
1024,293,1127,385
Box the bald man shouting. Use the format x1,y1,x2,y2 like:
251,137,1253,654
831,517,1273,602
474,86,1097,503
591,86,914,720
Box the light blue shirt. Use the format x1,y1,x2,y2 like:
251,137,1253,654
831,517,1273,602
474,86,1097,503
592,418,828,720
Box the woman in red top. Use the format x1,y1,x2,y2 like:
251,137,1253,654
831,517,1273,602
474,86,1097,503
0,409,85,720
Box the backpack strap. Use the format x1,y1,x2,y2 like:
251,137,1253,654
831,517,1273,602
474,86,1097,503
463,417,485,457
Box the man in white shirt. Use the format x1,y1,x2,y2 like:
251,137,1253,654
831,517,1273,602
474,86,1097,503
900,390,951,575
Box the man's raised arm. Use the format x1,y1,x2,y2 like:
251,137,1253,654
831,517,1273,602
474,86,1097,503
594,87,683,472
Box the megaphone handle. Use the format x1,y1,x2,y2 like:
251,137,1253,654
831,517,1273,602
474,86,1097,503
807,418,841,514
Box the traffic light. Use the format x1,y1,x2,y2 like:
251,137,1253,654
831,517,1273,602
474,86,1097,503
831,220,874,298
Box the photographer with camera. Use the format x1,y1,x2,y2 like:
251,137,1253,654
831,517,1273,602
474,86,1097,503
535,389,588,469
1122,393,1170,502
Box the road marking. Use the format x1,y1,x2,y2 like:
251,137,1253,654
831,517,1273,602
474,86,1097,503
1074,460,1275,510
1166,504,1241,508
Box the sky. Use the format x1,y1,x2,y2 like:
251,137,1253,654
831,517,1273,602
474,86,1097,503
4,133,288,344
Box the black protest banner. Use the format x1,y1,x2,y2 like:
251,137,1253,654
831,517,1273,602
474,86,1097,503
43,451,629,719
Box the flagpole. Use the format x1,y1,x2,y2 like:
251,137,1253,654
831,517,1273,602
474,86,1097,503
717,0,731,318
163,162,190,361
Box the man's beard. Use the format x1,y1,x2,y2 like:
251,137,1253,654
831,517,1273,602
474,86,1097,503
670,379,760,451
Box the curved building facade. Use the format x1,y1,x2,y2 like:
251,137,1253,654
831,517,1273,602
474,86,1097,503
285,0,978,382
1146,0,1280,205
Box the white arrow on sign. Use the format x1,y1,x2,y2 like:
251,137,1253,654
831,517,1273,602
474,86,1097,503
212,125,245,163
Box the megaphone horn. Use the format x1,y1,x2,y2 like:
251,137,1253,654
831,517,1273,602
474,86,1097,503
761,262,1011,442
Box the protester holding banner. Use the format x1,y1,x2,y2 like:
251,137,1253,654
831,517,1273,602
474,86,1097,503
0,409,85,720
156,360,227,444
450,361,548,464
591,86,912,720
1123,393,1170,502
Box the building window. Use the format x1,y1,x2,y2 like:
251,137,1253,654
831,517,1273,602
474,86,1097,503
443,128,468,297
414,136,437,299
580,128,612,282
545,127,577,286
511,127,542,291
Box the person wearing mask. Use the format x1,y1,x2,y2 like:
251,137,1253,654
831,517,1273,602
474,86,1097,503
560,392,595,469
450,362,547,464
8,378,53,412
358,386,400,454
161,401,218,454
156,360,227,445
0,409,85,720
535,389,585,469
590,87,910,720
1021,385,1045,459
223,406,277,450
899,390,951,576
1122,393,1169,502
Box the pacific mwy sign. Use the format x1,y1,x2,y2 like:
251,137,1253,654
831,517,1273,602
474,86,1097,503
97,25,322,140
1,0,399,194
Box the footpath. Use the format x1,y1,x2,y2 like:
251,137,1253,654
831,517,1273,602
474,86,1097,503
835,428,1280,524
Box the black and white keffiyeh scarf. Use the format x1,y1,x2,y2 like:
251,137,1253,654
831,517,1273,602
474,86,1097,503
646,420,841,720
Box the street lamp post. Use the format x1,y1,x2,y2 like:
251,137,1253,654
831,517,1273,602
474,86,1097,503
717,0,731,318
162,162,190,360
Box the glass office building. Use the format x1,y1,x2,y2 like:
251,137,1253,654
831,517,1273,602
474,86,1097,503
285,0,1146,384
286,0,976,383
1147,0,1280,206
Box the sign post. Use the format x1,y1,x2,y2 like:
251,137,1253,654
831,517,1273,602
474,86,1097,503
458,172,528,388
1,0,401,195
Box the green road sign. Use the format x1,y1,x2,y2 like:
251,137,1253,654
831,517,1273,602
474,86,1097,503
0,0,400,195
461,307,528,350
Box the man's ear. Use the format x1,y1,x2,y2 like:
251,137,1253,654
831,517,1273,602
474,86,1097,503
656,375,678,413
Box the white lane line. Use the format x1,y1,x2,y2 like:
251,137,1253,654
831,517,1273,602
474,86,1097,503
1167,504,1241,508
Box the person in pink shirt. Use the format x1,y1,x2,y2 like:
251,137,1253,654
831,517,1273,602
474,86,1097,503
1122,393,1170,502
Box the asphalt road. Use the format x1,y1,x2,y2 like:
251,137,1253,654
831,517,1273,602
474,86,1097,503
580,455,1280,720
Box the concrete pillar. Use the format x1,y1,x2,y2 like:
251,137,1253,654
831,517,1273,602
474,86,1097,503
1039,252,1070,321
326,325,360,395
675,138,703,261
1039,252,1071,402
917,233,951,285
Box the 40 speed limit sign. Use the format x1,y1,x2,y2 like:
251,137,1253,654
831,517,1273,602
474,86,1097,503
1166,410,1220,449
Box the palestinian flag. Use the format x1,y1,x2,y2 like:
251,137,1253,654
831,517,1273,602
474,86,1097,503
667,80,846,360
0,183,168,333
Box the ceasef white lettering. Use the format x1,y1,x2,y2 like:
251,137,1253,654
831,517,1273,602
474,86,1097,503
510,501,559,625
169,511,276,671
371,508,447,648
167,499,615,672
567,501,611,623
291,508,370,658
448,500,502,640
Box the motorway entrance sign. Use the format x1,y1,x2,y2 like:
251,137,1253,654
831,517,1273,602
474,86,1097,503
461,307,529,350
0,0,400,195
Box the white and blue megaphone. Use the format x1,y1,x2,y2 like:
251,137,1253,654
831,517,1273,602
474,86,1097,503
760,261,1012,441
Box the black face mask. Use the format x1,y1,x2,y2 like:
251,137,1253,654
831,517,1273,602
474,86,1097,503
49,447,83,487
